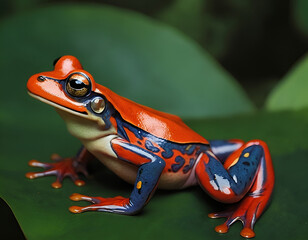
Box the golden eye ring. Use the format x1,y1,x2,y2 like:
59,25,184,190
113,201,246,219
66,73,91,97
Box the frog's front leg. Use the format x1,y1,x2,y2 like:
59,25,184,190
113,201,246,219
196,140,274,238
26,147,92,188
69,137,165,215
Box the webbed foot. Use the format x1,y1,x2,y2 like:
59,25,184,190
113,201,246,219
208,195,266,238
26,154,88,188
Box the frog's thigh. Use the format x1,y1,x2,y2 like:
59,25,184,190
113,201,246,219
195,144,263,203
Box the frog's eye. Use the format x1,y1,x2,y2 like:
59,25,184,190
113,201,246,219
66,73,91,97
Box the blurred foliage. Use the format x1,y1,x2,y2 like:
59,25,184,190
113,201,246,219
293,0,308,37
1,0,308,88
156,0,205,47
0,5,254,119
266,53,308,111
158,0,307,83
1,0,308,239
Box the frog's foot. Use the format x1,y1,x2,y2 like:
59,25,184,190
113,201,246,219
69,193,131,214
196,140,274,238
26,154,88,188
208,195,266,238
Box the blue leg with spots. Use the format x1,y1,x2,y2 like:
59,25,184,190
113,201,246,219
196,140,274,238
69,138,166,215
196,145,263,202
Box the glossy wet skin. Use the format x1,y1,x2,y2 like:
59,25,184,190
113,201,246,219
27,56,204,188
27,56,274,238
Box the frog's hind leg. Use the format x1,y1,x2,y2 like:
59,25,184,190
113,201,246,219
196,140,274,238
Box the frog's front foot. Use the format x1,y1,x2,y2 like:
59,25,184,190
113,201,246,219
208,195,267,238
26,154,88,188
69,193,133,214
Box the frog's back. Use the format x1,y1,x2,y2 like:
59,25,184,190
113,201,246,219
96,85,209,145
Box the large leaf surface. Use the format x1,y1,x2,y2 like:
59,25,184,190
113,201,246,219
0,4,253,120
1,108,308,239
266,53,308,111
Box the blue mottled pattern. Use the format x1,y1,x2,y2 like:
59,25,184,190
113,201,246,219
204,145,264,195
114,113,209,174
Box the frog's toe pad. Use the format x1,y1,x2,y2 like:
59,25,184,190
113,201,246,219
240,228,255,238
25,172,36,179
74,180,85,187
215,224,229,233
69,206,83,213
28,159,51,168
51,181,62,189
70,193,91,202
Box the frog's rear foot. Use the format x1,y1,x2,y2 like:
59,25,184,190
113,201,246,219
208,195,268,238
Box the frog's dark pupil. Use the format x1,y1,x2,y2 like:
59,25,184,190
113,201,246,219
70,79,86,89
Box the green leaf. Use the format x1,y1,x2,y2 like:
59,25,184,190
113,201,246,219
1,108,308,239
266,53,308,111
156,0,205,42
0,4,253,120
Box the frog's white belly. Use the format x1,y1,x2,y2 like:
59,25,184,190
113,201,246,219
84,135,194,189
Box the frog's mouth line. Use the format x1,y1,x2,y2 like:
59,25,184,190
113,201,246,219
28,91,89,118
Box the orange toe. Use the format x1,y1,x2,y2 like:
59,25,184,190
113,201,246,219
69,206,82,213
240,227,255,238
70,193,84,201
74,179,85,186
51,181,62,189
215,224,228,234
25,172,36,179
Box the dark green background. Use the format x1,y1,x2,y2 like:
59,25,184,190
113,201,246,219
1,1,308,239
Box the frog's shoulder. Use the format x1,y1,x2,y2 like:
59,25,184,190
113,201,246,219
96,85,209,145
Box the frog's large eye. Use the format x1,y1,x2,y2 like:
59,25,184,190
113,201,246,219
66,73,91,97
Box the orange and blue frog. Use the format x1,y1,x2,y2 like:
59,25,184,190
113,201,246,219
26,56,274,238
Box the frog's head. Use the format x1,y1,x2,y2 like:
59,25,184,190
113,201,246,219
27,56,108,124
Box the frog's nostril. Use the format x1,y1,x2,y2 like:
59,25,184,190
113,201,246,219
37,76,46,82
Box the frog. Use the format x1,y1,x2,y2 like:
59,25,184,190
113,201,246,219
26,55,274,238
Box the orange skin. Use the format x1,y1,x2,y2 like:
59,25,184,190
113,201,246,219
26,56,274,238
27,55,208,144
